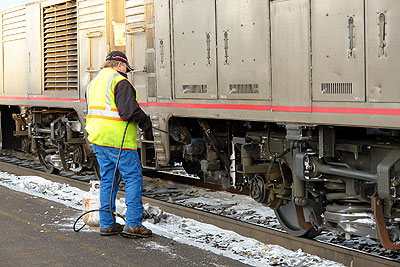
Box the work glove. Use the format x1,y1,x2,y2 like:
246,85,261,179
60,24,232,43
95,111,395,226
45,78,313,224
144,127,154,141
140,117,153,140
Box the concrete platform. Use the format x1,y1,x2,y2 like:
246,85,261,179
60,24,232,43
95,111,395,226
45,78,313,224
0,185,247,267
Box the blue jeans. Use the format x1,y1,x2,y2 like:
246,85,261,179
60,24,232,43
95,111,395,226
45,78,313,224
93,144,144,228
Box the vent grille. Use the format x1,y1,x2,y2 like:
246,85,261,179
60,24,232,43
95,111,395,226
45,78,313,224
2,6,26,42
125,1,145,28
183,85,208,94
43,1,78,91
321,83,353,94
229,84,259,94
148,77,156,98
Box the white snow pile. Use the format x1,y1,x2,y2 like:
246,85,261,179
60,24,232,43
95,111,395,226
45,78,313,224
143,177,280,228
0,171,83,209
142,204,341,266
0,171,343,267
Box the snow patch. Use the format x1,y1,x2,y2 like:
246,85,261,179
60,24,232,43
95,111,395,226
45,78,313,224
0,171,343,266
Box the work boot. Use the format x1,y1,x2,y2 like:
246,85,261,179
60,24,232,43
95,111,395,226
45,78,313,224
99,223,124,236
122,225,152,238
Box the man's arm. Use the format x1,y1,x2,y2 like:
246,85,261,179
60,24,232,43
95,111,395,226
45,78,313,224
114,79,151,130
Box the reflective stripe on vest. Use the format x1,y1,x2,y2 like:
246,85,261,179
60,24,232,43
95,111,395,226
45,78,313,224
87,72,121,120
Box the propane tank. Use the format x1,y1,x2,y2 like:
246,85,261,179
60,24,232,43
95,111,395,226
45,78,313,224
83,180,100,229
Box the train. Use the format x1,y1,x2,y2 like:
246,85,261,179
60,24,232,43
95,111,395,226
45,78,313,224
1,0,400,250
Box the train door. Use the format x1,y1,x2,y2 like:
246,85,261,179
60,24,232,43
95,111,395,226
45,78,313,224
216,0,271,100
172,0,218,99
366,0,400,103
270,0,311,110
311,0,365,102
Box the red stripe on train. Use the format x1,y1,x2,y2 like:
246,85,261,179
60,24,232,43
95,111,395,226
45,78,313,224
312,106,400,116
0,96,85,103
272,106,312,112
140,102,400,115
0,96,399,115
139,102,271,110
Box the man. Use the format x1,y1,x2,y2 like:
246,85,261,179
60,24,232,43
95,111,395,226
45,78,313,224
86,51,152,238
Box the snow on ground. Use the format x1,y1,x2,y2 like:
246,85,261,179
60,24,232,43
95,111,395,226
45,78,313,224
0,171,343,267
143,177,280,229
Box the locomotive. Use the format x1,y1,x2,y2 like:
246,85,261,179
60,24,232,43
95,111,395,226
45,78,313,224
1,0,400,250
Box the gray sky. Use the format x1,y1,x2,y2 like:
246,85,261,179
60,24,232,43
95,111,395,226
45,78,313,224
0,0,31,9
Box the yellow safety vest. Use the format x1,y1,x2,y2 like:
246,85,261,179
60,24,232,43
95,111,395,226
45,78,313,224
85,68,138,149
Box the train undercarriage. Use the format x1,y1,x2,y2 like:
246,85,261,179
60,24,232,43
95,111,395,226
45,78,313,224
1,106,98,177
2,105,400,249
165,117,400,249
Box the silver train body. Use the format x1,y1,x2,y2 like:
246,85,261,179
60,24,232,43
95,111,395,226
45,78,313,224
1,0,400,249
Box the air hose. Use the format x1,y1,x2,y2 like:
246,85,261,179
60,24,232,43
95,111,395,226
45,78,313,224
73,122,130,232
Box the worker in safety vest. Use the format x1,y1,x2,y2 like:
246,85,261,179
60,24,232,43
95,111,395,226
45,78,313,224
86,51,152,238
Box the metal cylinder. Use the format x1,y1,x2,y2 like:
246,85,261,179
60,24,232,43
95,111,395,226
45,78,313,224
314,161,377,182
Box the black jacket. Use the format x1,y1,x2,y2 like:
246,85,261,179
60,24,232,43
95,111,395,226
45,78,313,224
114,74,151,130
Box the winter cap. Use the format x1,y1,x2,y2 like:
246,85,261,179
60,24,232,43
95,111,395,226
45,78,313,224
106,51,133,73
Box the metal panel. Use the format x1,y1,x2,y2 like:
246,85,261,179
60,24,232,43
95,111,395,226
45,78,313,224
311,0,365,102
26,2,42,95
271,0,311,109
172,0,217,99
216,0,270,100
77,0,106,92
367,0,400,103
108,0,126,52
154,0,172,99
0,13,3,94
4,40,28,96
125,0,147,102
2,5,28,96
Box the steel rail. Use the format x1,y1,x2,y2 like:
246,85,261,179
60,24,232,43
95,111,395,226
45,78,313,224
0,160,397,267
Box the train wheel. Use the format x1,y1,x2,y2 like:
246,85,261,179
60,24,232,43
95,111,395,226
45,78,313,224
69,145,83,173
38,149,60,175
274,201,320,238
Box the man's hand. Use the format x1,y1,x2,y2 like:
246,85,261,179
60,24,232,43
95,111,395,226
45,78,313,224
139,117,153,140
144,127,154,141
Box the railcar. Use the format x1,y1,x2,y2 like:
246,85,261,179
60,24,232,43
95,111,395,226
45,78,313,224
1,0,400,249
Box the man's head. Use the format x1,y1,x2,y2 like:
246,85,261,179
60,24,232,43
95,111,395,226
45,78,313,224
102,51,133,74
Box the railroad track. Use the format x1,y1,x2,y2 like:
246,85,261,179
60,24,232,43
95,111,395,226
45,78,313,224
0,153,398,267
